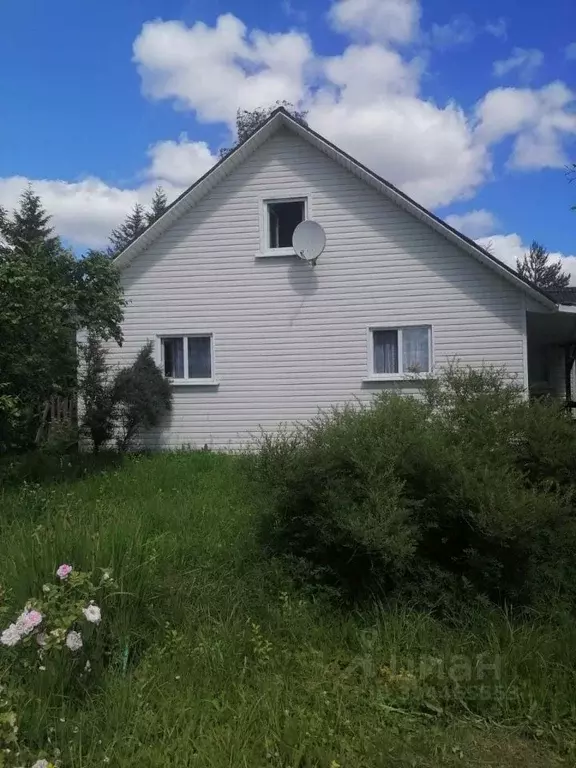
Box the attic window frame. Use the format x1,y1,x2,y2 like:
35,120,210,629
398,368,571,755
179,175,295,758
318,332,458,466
258,196,308,257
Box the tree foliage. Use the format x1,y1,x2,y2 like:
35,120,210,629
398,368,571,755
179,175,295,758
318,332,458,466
79,337,116,453
0,186,61,255
146,186,169,226
0,244,78,448
112,342,172,451
220,101,308,159
106,187,169,258
254,365,576,609
108,203,148,258
516,240,570,290
0,189,125,450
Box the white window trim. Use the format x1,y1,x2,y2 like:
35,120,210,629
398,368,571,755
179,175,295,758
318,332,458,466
256,195,309,258
365,324,433,381
157,333,219,387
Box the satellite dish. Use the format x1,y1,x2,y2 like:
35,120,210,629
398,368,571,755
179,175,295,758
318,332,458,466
292,220,326,267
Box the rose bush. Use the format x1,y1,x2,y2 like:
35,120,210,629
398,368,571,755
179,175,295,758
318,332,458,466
1,564,117,767
1,564,115,661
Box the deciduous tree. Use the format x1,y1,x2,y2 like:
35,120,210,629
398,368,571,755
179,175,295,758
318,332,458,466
220,101,308,159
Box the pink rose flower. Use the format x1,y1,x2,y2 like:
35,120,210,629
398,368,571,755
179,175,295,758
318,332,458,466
56,564,73,580
15,609,43,636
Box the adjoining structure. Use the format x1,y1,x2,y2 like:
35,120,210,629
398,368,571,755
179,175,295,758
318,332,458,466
108,108,576,449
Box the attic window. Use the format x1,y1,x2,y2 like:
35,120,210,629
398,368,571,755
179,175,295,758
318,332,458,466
267,199,305,249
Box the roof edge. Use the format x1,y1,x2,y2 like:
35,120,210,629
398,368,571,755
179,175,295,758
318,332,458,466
113,107,290,269
114,106,557,310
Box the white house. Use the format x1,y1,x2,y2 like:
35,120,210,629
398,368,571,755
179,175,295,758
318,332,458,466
110,108,576,450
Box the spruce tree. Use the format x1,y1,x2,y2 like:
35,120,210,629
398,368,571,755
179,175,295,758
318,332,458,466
0,185,60,254
108,203,147,258
516,240,570,290
146,186,168,226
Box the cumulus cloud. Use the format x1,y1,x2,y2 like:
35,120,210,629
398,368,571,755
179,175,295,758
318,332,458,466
475,82,576,169
445,209,499,239
133,15,313,126
146,135,217,187
476,233,576,284
493,47,544,82
323,44,421,100
134,11,491,210
0,177,142,249
0,136,218,250
328,0,421,44
308,99,489,209
2,1,574,251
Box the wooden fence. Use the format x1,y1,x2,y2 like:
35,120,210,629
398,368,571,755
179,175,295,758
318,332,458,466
35,395,78,445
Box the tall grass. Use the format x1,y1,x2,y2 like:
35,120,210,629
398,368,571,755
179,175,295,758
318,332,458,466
1,453,575,767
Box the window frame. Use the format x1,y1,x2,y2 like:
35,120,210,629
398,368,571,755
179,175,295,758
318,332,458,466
257,195,309,257
157,333,218,387
366,324,433,381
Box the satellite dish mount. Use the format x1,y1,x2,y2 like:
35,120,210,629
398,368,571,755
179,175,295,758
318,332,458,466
292,220,326,268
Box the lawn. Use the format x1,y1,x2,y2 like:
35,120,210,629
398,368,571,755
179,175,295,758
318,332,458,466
1,452,575,767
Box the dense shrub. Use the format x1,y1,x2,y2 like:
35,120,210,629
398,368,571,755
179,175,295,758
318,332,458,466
253,366,576,609
79,336,116,453
112,342,172,452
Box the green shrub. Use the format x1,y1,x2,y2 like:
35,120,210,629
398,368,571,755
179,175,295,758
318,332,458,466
112,342,172,452
79,336,116,453
253,366,576,608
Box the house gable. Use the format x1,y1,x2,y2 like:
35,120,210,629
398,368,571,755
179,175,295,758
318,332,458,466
112,126,529,449
115,108,555,312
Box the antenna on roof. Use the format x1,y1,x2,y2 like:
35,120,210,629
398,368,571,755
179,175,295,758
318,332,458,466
292,220,326,267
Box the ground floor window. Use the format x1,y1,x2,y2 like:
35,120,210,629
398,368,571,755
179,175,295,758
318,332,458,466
370,326,431,376
161,334,214,381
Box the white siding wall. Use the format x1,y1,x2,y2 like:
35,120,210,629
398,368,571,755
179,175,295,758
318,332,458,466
110,129,526,449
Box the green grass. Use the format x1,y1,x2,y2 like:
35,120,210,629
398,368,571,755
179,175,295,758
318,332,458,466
1,452,576,767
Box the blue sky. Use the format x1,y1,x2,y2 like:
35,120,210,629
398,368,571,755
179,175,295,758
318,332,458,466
0,0,575,275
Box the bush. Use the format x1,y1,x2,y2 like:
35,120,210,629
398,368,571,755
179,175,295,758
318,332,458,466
112,342,172,452
253,366,576,609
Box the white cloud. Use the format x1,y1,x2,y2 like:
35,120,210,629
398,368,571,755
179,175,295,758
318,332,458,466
323,44,421,100
475,82,576,169
146,135,217,187
133,15,313,126
0,137,217,250
430,16,476,50
0,177,141,249
476,233,576,284
309,98,489,209
2,3,574,252
328,0,421,44
134,12,490,210
485,18,507,40
445,209,499,238
565,43,576,60
493,47,544,82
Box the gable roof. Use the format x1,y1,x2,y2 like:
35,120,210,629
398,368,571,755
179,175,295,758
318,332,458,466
114,107,557,310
